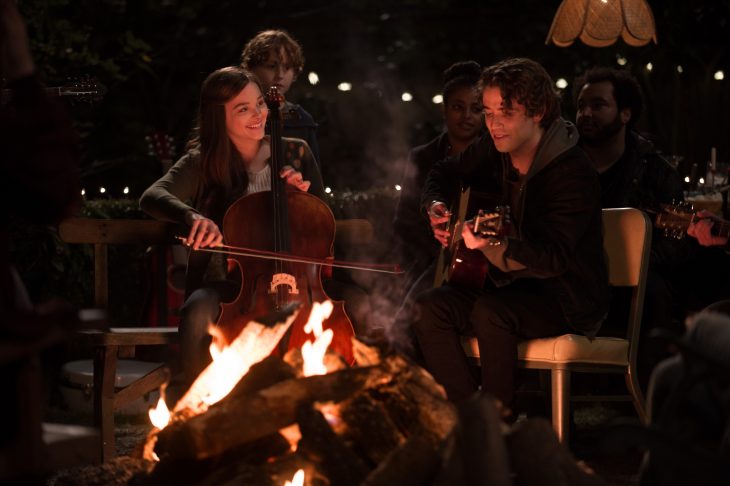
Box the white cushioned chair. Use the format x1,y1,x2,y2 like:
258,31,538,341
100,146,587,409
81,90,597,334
463,207,652,442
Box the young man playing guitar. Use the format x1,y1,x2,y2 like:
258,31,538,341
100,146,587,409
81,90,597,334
413,58,609,411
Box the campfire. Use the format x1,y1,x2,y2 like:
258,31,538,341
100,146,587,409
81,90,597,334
126,301,605,486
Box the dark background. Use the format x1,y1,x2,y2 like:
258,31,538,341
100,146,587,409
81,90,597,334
18,0,730,197
10,0,730,317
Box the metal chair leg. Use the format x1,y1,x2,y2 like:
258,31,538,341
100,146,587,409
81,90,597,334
625,367,646,424
551,368,571,443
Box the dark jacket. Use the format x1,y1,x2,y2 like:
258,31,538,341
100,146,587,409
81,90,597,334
422,119,609,335
393,133,450,280
276,101,321,167
594,131,685,268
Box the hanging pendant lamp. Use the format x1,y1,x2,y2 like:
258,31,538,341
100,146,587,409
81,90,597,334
546,0,657,47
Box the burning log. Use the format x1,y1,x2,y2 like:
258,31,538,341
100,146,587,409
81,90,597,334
360,432,444,486
339,393,406,465
137,307,464,485
371,355,457,442
172,309,299,417
296,403,370,486
154,364,388,460
133,433,291,486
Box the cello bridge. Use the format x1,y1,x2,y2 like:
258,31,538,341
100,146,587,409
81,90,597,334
269,273,299,295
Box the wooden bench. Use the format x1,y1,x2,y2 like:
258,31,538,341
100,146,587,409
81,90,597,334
58,216,374,461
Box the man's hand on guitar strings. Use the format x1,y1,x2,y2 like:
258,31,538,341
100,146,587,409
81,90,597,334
687,210,728,247
462,219,501,250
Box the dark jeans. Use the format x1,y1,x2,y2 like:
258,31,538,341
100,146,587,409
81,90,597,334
412,281,569,405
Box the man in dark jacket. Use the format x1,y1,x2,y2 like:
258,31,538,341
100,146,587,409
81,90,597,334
413,58,609,408
574,67,686,385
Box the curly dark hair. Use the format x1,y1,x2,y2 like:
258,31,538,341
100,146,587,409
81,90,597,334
573,67,643,129
240,29,305,74
442,60,481,104
479,58,561,129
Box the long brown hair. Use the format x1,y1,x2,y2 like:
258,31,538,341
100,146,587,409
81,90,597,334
189,66,263,189
187,67,263,218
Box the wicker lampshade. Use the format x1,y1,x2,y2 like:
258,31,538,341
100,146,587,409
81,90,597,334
546,0,657,47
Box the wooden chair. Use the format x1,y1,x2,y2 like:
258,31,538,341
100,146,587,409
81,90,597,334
59,216,374,461
59,218,180,462
463,208,652,443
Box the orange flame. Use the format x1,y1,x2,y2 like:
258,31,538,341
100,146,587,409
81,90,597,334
174,317,295,415
302,301,334,376
285,469,305,486
148,397,171,430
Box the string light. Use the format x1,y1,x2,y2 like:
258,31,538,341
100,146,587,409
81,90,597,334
324,187,332,194
99,187,106,194
123,186,130,195
401,92,413,102
555,78,568,89
395,184,402,191
337,82,352,92
714,70,725,81
646,62,653,72
684,176,691,183
308,72,319,85
677,65,683,74
432,94,443,104
616,56,628,66
81,189,86,196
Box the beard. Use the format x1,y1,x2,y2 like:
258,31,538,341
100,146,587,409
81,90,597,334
578,114,624,145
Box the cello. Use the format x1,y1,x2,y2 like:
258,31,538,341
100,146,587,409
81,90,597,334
208,86,357,363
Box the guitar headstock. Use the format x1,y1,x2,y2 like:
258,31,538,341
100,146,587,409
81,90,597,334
655,202,694,239
58,75,106,103
146,131,176,172
473,205,511,241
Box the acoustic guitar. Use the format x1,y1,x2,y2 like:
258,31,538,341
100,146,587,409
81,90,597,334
655,202,730,240
1,75,105,105
433,187,511,289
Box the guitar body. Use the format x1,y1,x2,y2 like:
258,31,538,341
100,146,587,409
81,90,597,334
447,243,490,289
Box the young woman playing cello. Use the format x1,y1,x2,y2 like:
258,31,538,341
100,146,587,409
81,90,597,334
140,66,325,383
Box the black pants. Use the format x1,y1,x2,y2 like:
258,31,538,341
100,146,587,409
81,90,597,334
412,281,569,405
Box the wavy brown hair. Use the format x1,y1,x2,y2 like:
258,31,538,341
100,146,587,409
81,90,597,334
240,29,305,75
479,58,561,129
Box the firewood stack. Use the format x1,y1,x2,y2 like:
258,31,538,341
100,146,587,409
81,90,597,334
127,339,607,486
